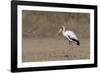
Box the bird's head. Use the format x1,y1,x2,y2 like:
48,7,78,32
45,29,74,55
56,25,65,36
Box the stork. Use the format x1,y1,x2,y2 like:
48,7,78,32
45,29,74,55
57,25,80,57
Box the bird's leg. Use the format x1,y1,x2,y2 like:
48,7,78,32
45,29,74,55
70,41,74,58
68,41,71,52
68,41,72,57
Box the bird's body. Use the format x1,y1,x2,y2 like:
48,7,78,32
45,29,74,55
63,30,80,45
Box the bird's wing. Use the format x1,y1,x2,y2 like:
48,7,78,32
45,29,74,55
65,31,79,40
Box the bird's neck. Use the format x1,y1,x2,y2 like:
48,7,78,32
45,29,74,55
62,27,65,35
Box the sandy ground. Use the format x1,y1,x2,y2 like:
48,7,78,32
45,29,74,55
22,38,90,62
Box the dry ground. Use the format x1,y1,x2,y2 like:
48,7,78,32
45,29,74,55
22,38,90,62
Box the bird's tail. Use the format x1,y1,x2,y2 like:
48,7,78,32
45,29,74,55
71,38,80,46
77,40,80,45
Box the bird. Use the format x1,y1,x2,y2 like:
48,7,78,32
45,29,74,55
57,25,80,56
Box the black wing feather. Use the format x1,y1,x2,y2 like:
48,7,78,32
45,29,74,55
67,35,80,45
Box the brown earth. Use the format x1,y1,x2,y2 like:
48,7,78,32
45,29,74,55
22,38,90,62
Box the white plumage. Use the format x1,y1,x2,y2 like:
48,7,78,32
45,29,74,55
63,30,79,42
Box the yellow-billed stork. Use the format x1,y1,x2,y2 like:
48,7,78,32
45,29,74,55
57,25,80,56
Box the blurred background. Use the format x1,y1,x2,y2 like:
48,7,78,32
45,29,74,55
22,10,90,38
